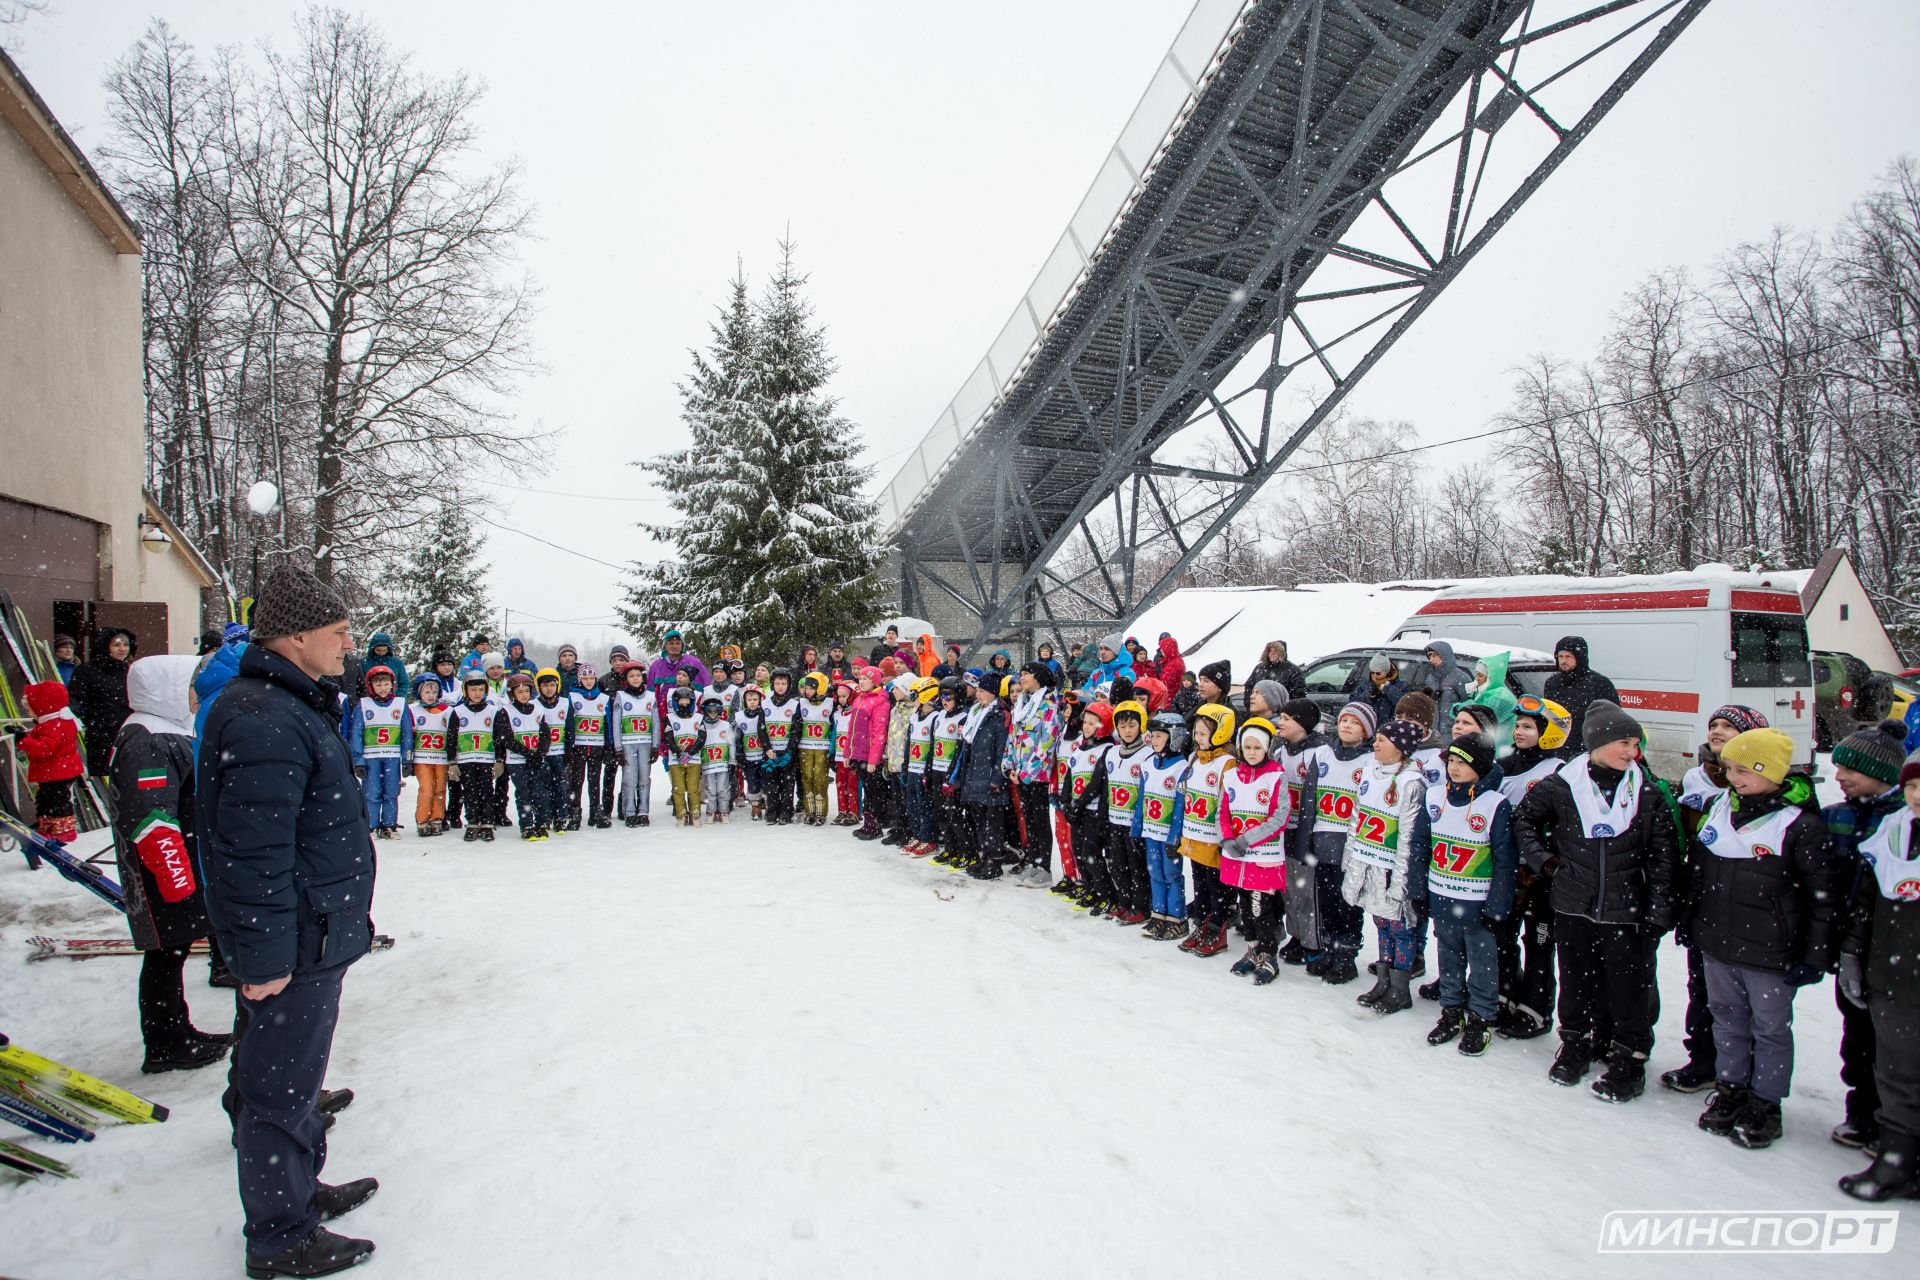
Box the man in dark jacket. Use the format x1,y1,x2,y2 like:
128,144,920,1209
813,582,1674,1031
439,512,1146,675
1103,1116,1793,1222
951,673,1011,879
1514,700,1680,1104
1347,653,1406,728
197,565,379,1277
1542,635,1619,747
1247,640,1305,700
869,625,902,667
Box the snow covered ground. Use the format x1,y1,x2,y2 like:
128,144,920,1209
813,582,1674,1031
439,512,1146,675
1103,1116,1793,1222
1,787,1908,1278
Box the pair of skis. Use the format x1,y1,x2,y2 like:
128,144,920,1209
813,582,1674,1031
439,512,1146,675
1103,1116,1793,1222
0,810,126,912
27,934,396,962
0,1033,167,1180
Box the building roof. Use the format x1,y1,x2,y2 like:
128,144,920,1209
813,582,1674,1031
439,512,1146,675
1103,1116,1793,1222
0,45,141,254
1788,547,1847,612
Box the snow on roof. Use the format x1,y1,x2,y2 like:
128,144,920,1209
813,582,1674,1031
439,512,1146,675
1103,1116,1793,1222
1128,581,1467,670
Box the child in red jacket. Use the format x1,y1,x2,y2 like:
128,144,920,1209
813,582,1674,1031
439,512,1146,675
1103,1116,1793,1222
848,668,891,839
18,681,84,842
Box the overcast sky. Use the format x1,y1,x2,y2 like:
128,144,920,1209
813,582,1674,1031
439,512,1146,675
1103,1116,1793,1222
9,0,1919,657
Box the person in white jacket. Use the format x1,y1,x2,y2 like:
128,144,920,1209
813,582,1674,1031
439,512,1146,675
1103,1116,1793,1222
1346,716,1431,1017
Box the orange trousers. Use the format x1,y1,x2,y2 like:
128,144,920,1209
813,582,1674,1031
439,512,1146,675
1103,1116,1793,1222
414,763,447,824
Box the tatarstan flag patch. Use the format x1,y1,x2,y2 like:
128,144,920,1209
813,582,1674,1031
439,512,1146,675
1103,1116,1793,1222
135,769,168,790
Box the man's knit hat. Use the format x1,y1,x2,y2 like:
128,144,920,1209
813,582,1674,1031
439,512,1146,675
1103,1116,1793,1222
1833,720,1910,787
250,564,349,642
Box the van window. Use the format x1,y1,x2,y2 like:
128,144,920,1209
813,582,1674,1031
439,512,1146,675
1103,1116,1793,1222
1730,612,1812,688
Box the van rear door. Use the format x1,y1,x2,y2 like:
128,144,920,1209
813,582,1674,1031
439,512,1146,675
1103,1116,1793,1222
1728,593,1816,766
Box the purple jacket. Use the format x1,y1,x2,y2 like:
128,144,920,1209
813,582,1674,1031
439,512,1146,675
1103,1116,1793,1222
646,650,712,694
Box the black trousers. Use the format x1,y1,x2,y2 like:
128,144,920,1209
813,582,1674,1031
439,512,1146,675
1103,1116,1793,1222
764,760,796,821
463,767,499,826
493,771,512,825
138,946,192,1051
567,750,615,825
1104,829,1148,912
445,771,462,825
225,973,343,1256
1237,886,1285,951
1554,912,1658,1056
1678,944,1717,1071
1314,855,1365,956
1192,862,1228,925
1495,886,1558,1024
1839,979,1880,1128
1016,781,1052,870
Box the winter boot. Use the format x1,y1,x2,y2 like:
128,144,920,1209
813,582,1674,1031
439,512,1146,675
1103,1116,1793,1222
1160,917,1191,944
639,814,651,826
1494,1005,1551,1041
317,1088,354,1115
1730,1096,1784,1149
142,1035,231,1075
1661,1060,1718,1094
315,1177,379,1222
244,1224,375,1279
1141,915,1168,940
1372,968,1413,1016
1832,1118,1882,1151
1304,952,1333,978
625,816,642,828
1838,1131,1920,1202
968,858,1003,881
1251,952,1280,985
1590,1045,1648,1103
1177,920,1206,951
1230,945,1262,977
1417,978,1442,1002
1548,1037,1593,1087
1192,922,1229,957
416,825,431,838
1698,1083,1749,1137
1426,1006,1467,1046
479,827,495,841
1279,938,1308,966
1050,877,1078,896
1457,1013,1491,1057
463,826,481,842
1322,955,1358,985
1356,962,1395,1008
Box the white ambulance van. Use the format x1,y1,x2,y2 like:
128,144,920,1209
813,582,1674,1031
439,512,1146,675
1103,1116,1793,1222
1388,569,1815,782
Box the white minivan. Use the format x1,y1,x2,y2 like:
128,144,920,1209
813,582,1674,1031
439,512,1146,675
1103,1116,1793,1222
1389,570,1815,782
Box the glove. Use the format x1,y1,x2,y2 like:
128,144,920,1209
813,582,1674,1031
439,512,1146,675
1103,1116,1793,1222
1839,953,1866,1008
353,766,366,782
492,762,506,780
1220,836,1248,861
1784,961,1823,989
447,765,461,783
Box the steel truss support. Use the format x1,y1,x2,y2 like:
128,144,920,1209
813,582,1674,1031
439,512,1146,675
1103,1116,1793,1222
896,0,1710,663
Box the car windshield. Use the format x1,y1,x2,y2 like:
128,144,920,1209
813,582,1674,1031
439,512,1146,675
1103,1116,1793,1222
1510,668,1553,698
1303,656,1360,695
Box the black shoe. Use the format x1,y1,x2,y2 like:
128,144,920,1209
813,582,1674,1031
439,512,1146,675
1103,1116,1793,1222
479,828,494,842
1660,1060,1718,1094
1729,1096,1783,1149
464,827,482,842
1493,1005,1551,1040
1839,1131,1920,1202
1548,1038,1593,1087
638,815,651,826
1321,956,1359,985
1698,1083,1749,1137
1356,964,1394,1008
1410,956,1427,979
968,860,1002,880
1458,1013,1491,1057
208,965,240,990
317,1088,354,1116
1304,952,1333,978
625,816,641,827
1279,938,1308,966
142,1036,230,1074
1832,1118,1881,1151
315,1177,379,1222
1049,878,1077,896
1417,978,1441,1002
244,1224,375,1278
1426,1006,1467,1046
1591,1046,1647,1104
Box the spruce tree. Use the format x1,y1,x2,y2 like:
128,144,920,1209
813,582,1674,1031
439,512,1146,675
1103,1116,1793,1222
621,243,887,663
380,494,493,672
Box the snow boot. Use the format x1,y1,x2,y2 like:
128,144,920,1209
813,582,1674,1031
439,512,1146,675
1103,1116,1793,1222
1660,1060,1717,1094
1417,978,1441,1002
1251,952,1280,985
1698,1083,1749,1137
1160,917,1191,943
1426,1006,1467,1046
1494,1005,1551,1041
1590,1045,1647,1103
479,827,495,842
1177,920,1206,951
1372,968,1412,1016
968,858,1003,881
639,814,651,826
142,1035,231,1075
624,816,642,828
315,1177,379,1222
462,826,481,842
244,1224,375,1279
1730,1096,1784,1149
1192,922,1229,957
1356,963,1394,1008
1304,951,1332,978
1321,955,1358,985
416,825,431,838
1050,877,1078,896
1279,938,1308,966
1832,1119,1881,1152
1140,915,1168,940
1114,906,1147,927
1548,1037,1593,1086
1839,1131,1920,1202
317,1088,354,1115
1457,1013,1492,1057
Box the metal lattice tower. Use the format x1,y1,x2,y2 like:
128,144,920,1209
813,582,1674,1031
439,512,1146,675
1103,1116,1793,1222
880,0,1712,656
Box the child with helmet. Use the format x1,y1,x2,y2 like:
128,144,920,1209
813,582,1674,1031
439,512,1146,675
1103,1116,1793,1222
697,692,736,822
1176,702,1237,955
796,670,836,825
1137,711,1192,940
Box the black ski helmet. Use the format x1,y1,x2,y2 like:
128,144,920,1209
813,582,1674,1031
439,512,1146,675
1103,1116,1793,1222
1149,711,1190,755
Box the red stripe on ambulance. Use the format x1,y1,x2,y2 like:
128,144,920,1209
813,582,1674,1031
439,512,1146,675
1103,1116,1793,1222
1415,590,1710,615
1727,590,1802,615
1614,688,1700,714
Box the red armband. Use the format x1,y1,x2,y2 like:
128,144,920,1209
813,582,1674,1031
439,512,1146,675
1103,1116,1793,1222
131,812,196,902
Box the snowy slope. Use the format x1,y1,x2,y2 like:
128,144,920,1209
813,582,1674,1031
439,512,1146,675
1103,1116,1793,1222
0,799,1905,1278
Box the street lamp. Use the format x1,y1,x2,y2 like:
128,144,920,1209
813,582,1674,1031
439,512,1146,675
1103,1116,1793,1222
245,481,280,609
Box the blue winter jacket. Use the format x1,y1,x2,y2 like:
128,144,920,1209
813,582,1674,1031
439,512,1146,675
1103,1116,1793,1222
192,640,247,742
1090,653,1135,689
503,637,537,675
194,644,378,986
1130,749,1188,845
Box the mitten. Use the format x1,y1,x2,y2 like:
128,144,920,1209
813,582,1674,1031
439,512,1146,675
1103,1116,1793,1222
447,765,461,783
1839,953,1866,1007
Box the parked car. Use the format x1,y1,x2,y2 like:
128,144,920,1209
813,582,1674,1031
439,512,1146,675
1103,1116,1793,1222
1297,640,1555,721
1811,650,1895,751
1388,570,1815,782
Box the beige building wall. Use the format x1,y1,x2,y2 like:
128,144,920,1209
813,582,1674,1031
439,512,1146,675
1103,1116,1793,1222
0,103,146,603
1805,555,1905,673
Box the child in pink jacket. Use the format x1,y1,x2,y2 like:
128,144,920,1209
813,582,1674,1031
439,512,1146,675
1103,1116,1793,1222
847,668,892,838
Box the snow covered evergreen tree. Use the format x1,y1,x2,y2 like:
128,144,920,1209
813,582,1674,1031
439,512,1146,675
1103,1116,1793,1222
377,494,493,671
620,243,886,662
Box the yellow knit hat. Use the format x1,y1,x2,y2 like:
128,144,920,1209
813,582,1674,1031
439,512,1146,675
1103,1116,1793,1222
1722,727,1794,782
